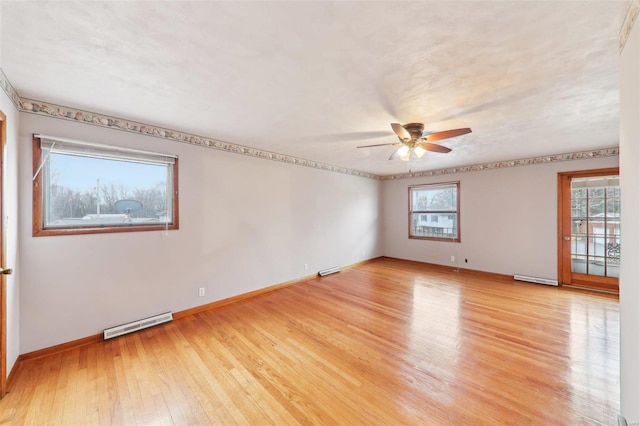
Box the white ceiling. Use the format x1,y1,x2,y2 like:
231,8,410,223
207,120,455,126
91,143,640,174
0,1,626,176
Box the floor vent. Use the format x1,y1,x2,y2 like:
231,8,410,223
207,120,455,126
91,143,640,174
318,266,340,277
514,274,558,286
104,312,173,340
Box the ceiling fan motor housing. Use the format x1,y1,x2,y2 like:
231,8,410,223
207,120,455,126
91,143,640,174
403,123,425,141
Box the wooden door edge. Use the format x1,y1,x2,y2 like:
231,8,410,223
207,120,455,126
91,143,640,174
0,109,6,399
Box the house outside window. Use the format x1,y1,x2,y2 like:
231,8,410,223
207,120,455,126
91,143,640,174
409,182,460,242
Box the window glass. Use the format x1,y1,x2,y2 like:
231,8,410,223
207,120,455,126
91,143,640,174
570,175,619,277
409,182,460,242
33,135,179,236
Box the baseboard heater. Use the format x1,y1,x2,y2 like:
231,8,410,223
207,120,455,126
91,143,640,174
103,311,173,340
513,274,558,287
318,266,340,277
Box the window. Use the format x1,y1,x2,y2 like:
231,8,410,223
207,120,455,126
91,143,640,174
409,182,460,242
33,135,179,236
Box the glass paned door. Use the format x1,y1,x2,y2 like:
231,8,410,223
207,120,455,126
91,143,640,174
570,176,620,278
558,168,619,293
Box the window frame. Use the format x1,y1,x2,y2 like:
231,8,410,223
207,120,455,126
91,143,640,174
408,181,461,242
32,135,179,237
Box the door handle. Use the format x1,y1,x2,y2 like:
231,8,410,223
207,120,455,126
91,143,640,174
0,268,13,275
563,236,571,241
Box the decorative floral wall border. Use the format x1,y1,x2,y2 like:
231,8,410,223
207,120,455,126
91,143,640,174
0,67,21,110
18,97,380,180
621,0,640,53
380,148,620,181
0,66,619,182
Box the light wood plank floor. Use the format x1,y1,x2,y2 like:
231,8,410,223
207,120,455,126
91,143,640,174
0,257,619,425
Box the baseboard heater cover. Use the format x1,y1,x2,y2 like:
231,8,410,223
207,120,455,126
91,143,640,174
318,266,340,277
103,311,173,340
514,274,558,286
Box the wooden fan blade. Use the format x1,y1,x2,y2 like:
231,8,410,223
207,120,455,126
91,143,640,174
357,142,399,148
425,128,472,142
391,123,411,141
417,142,452,153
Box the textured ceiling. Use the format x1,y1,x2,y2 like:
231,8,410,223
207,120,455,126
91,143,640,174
0,1,626,176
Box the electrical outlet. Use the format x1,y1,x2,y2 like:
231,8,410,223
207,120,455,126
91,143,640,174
304,263,308,271
198,287,205,297
450,256,456,262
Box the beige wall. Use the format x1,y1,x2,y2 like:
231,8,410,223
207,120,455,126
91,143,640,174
18,113,383,353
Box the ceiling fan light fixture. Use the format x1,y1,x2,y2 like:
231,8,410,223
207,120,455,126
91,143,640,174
397,145,410,155
413,146,427,158
396,145,426,161
397,145,411,161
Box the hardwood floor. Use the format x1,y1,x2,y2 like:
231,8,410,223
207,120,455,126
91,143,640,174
0,257,619,425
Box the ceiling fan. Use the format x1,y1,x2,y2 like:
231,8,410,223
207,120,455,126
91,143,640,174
357,123,472,161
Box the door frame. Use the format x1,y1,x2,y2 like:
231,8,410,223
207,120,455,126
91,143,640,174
0,109,6,398
557,167,620,293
